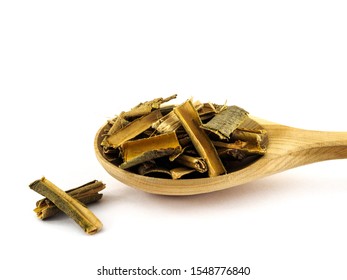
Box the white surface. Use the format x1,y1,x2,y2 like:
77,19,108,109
1,1,347,279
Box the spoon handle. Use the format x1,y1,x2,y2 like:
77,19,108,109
264,123,347,168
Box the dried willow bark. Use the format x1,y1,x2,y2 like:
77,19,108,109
105,113,129,136
137,162,196,179
101,113,129,148
170,167,196,179
29,177,103,235
138,161,172,178
213,140,266,155
174,100,226,177
152,100,203,134
99,95,268,179
152,110,181,134
123,94,177,118
201,106,249,139
197,102,227,120
104,109,162,148
176,133,192,147
232,128,267,150
120,132,182,169
175,154,207,173
34,180,105,220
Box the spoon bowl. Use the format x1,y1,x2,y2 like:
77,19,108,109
95,117,347,195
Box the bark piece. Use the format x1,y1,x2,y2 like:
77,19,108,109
34,180,105,220
201,105,249,139
174,100,226,177
174,154,207,173
123,94,177,118
120,132,182,169
29,177,103,235
104,109,162,148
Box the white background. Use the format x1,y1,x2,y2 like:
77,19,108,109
1,1,347,279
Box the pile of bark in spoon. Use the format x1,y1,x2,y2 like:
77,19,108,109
100,95,267,179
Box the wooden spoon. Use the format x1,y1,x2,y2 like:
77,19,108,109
94,117,347,195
